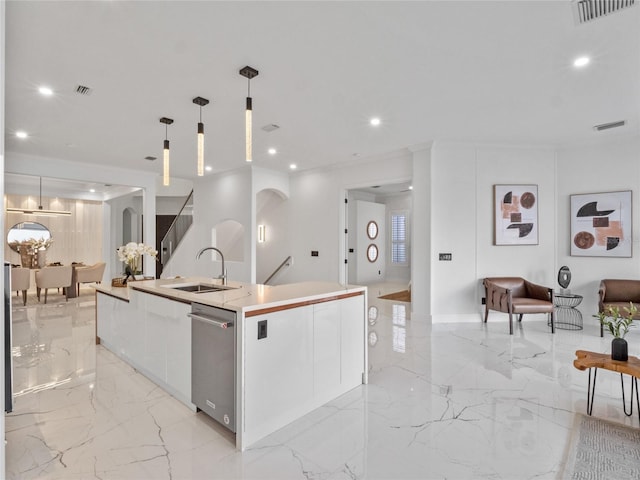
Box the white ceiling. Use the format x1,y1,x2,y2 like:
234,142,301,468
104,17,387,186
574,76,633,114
4,1,640,186
3,173,140,201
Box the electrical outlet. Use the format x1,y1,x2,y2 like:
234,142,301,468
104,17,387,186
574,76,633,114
439,253,452,261
311,251,319,257
258,320,267,339
481,297,486,305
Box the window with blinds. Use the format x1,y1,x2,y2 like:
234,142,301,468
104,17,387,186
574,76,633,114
391,212,408,265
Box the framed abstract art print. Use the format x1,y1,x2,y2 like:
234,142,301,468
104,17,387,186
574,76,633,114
570,190,632,257
494,185,538,245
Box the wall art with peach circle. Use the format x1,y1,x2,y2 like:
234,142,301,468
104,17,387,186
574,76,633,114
494,185,538,245
570,190,632,257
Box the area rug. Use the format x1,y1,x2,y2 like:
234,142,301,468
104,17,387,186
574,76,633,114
378,290,411,302
563,414,640,479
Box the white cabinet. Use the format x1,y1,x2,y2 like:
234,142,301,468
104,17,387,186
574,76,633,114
313,301,341,395
244,305,314,439
98,290,192,409
165,302,192,402
141,293,191,404
97,292,134,357
242,294,365,446
340,295,366,389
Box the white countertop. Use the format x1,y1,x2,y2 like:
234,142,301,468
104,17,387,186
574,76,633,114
94,277,366,313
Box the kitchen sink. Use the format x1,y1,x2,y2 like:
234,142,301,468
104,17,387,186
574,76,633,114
162,283,238,294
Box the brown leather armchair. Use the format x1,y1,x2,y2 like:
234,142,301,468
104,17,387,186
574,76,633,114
484,277,555,335
598,279,640,337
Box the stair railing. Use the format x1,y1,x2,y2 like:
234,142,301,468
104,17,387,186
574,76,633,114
160,190,194,267
263,256,292,285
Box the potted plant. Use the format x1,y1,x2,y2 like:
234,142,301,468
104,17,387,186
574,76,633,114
594,302,637,361
116,242,157,280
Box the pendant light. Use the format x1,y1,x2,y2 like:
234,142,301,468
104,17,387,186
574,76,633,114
239,66,259,163
160,117,174,186
6,176,71,216
192,97,209,176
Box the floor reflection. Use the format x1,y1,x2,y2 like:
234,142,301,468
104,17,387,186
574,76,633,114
4,282,639,479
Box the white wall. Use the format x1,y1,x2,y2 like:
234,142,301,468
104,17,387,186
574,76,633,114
1,1,6,471
430,142,557,321
256,189,291,284
5,195,103,269
288,150,413,285
191,167,253,283
411,146,431,318
346,190,375,284
156,196,189,216
6,153,157,278
106,192,144,280
556,137,640,317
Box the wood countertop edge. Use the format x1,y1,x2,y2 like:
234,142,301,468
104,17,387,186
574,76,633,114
244,290,365,317
95,289,130,303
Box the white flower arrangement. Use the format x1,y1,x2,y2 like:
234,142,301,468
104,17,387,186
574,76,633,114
116,242,157,274
10,237,53,253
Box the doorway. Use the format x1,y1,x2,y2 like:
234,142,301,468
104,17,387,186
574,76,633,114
345,181,412,289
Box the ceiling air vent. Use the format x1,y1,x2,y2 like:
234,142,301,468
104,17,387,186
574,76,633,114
573,0,636,24
144,156,157,161
261,124,280,132
75,85,92,95
593,120,626,131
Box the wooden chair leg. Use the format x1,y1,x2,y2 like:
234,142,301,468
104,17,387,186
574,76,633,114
44,288,48,304
21,290,27,306
37,287,41,301
484,305,489,323
509,312,514,335
550,311,555,334
64,287,69,301
518,313,523,322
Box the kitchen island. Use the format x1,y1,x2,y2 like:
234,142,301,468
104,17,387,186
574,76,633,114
94,277,367,450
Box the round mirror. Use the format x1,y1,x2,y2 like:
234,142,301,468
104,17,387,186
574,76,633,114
367,221,378,240
7,222,52,252
367,244,379,262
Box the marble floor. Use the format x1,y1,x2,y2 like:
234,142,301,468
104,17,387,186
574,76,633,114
4,283,640,479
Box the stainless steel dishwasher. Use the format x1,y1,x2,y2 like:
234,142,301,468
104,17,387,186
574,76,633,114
188,303,237,432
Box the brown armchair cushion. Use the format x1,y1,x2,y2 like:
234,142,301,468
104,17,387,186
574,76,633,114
484,277,554,335
598,279,640,336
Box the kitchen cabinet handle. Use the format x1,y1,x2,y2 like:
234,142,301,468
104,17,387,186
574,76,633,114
187,312,233,329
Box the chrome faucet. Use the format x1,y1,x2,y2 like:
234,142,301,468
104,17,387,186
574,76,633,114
196,247,227,285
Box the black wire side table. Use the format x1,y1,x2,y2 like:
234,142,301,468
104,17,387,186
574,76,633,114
554,292,583,330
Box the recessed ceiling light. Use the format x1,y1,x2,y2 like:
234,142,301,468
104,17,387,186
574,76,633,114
370,117,381,126
38,86,53,96
573,56,590,68
89,188,96,193
409,185,413,190
268,148,277,155
289,164,297,170
16,131,28,139
205,165,212,172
